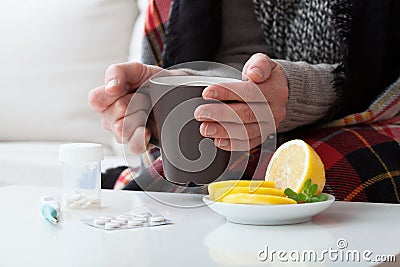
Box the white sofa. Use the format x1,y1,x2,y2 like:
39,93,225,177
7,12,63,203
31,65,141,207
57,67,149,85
0,0,146,187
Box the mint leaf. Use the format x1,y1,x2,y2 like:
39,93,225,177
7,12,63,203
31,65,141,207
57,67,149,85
308,184,318,197
284,188,301,202
303,179,312,190
297,193,307,202
311,197,320,202
284,179,327,203
317,194,328,202
284,188,297,198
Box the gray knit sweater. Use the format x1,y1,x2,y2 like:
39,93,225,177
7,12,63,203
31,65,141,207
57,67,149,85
215,0,339,132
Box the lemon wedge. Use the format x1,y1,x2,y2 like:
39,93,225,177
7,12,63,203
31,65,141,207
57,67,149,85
214,187,285,202
208,180,274,200
265,139,325,194
222,193,297,205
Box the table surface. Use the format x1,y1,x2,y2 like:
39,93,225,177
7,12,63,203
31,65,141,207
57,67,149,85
0,185,399,267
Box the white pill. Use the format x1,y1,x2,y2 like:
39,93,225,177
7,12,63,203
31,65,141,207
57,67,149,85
94,219,107,225
75,197,88,205
87,195,100,204
128,220,144,226
67,202,79,208
80,202,92,208
68,193,81,202
111,219,126,225
105,222,120,229
149,215,164,222
116,215,129,222
133,217,148,223
99,215,113,221
136,212,151,218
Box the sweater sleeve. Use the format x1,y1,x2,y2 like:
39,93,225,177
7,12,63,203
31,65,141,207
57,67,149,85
275,60,339,132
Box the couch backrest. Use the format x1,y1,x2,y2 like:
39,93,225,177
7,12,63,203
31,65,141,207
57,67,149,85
0,0,141,148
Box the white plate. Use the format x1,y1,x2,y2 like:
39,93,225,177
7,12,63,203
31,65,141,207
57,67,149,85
203,194,335,225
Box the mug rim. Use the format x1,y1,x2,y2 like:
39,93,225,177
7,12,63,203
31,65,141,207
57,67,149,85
150,75,240,87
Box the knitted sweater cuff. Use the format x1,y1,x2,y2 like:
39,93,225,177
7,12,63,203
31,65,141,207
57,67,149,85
275,60,339,132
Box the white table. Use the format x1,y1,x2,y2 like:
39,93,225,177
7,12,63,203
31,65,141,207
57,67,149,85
0,186,399,267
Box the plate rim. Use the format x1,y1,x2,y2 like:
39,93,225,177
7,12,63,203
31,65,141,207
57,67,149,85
203,193,335,208
202,193,335,225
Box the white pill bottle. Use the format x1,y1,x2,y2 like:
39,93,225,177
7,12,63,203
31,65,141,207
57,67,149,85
59,143,103,209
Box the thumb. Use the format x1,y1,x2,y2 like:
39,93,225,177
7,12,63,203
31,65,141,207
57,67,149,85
243,53,277,83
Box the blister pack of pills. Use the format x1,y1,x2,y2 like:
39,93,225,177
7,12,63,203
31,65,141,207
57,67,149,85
82,208,173,231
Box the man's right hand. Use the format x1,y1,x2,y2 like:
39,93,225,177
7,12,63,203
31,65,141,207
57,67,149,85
88,62,162,154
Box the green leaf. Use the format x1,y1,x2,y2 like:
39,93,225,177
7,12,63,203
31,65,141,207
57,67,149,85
284,179,327,204
308,184,318,197
303,179,312,190
317,194,328,201
284,188,297,198
297,193,307,202
311,197,320,202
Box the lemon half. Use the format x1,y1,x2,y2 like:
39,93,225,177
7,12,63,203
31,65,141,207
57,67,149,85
265,139,325,194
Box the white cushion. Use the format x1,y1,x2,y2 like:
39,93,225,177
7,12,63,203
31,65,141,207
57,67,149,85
129,0,148,62
0,0,138,146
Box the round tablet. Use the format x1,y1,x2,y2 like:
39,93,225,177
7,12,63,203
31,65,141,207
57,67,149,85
75,197,88,205
99,215,113,221
67,202,79,208
94,219,107,225
136,212,151,218
105,222,120,229
133,217,148,223
149,215,164,223
111,219,126,225
116,215,129,222
80,202,92,208
68,193,81,202
87,195,100,204
128,220,143,226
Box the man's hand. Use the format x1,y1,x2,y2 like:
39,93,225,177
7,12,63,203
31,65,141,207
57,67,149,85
195,53,288,151
88,62,162,154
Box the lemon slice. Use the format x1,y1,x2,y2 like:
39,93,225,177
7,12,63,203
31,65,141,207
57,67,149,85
208,180,274,200
214,187,285,202
222,193,297,205
265,139,325,194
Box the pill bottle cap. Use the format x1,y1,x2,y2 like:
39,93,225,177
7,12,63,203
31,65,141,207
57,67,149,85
59,143,104,162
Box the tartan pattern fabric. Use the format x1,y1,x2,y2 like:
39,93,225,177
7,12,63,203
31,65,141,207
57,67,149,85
304,123,400,203
119,120,400,203
141,0,171,66
119,147,274,194
113,167,140,190
325,77,400,127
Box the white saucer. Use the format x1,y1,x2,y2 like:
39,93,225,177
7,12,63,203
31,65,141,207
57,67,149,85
203,194,335,225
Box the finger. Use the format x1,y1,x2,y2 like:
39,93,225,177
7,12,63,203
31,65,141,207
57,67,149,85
202,81,266,103
112,110,148,144
194,102,270,123
214,137,262,151
101,93,150,129
199,122,274,140
88,85,111,112
104,62,162,97
127,126,152,155
259,66,289,125
242,53,277,83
